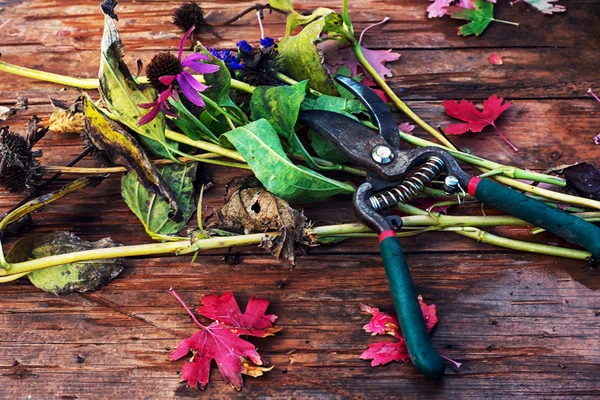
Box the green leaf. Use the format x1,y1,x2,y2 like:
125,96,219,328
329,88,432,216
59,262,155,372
269,0,294,12
83,94,182,218
168,97,219,143
250,81,308,140
249,81,318,167
308,130,348,163
284,7,334,36
121,163,198,240
300,93,366,163
279,14,342,96
300,93,367,119
6,232,123,295
220,119,354,202
449,0,517,36
194,42,247,122
98,13,176,159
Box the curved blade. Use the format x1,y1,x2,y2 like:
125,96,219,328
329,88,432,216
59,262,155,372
334,75,400,149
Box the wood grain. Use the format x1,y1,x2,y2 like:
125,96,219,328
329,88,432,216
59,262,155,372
0,0,599,399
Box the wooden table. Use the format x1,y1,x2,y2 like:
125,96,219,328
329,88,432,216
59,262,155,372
1,1,599,398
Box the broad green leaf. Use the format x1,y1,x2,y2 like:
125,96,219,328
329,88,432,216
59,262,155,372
98,13,176,159
221,119,354,202
279,14,342,96
308,130,348,163
121,163,198,240
300,93,367,119
269,0,294,12
250,81,308,140
83,94,181,218
300,93,366,163
6,232,123,295
249,81,318,167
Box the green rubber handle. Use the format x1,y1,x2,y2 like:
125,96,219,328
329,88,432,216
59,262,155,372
473,179,600,259
380,235,446,379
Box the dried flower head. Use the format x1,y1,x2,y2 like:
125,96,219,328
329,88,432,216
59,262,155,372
239,45,282,86
146,53,183,93
173,2,207,32
0,129,43,193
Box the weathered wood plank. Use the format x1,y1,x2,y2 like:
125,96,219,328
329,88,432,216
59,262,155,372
1,254,599,399
1,0,599,399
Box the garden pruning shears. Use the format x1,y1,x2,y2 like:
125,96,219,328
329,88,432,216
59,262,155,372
299,75,600,380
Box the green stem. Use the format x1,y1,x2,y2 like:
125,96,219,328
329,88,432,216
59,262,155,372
198,93,245,125
450,227,589,260
349,41,456,149
4,211,596,277
274,72,321,96
164,130,246,162
397,130,566,187
0,60,99,89
493,19,520,27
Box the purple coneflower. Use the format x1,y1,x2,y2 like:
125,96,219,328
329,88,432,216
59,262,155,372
139,26,219,126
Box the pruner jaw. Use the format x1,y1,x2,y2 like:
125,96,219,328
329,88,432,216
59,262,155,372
333,75,400,150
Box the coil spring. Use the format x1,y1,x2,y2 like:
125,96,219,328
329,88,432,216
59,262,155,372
369,156,445,212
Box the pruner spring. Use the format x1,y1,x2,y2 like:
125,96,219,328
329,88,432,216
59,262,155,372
369,156,445,212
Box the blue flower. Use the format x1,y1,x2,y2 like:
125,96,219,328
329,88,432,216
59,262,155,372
259,37,275,48
208,48,244,70
236,40,254,53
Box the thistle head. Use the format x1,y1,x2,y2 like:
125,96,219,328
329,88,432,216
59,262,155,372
0,128,43,194
173,2,207,32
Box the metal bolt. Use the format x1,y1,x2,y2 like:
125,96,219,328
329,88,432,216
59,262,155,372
443,175,459,194
371,145,394,164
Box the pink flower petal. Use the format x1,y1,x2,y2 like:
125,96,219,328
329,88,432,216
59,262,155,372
159,75,176,85
489,53,503,65
183,52,211,63
178,26,196,60
177,72,205,107
182,59,220,74
137,104,161,125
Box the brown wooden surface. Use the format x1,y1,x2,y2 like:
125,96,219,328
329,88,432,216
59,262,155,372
1,0,600,399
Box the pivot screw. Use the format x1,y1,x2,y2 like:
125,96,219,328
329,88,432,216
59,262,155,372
371,145,394,164
444,175,460,194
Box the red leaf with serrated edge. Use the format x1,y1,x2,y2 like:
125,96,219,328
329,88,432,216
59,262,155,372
443,95,518,151
169,290,280,391
360,297,438,366
198,292,277,329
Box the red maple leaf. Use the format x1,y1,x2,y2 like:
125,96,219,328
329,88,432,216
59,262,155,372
442,95,518,152
169,289,281,390
360,297,438,366
198,292,278,329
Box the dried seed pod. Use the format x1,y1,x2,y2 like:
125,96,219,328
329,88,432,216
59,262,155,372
0,129,43,193
145,53,183,93
173,2,207,33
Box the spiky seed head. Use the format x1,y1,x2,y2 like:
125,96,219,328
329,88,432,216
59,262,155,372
0,131,43,194
173,2,207,32
146,53,182,92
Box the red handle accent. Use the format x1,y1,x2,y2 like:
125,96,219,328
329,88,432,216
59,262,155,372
467,176,482,197
379,230,396,243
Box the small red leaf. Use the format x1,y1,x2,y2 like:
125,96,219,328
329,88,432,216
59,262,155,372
443,95,518,151
360,297,438,366
488,53,503,65
198,292,277,330
398,122,415,134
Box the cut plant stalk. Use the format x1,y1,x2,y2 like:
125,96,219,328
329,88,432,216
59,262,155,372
1,215,594,279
